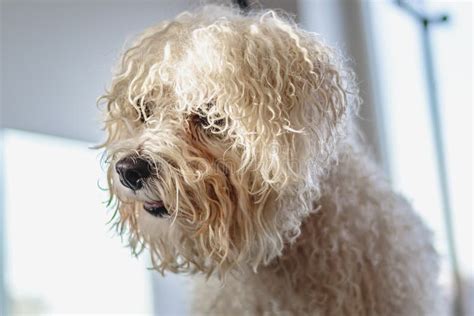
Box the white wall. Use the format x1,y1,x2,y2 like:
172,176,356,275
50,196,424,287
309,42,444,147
0,131,5,316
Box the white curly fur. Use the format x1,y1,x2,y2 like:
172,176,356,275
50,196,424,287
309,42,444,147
99,5,440,315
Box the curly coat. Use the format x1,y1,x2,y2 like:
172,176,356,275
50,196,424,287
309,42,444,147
100,5,440,315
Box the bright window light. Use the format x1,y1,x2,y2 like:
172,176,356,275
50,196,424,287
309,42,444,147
369,0,472,310
4,129,153,315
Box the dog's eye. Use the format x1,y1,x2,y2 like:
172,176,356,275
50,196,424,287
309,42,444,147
136,99,153,123
194,107,225,133
196,113,223,128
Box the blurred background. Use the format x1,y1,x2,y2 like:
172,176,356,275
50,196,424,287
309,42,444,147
0,0,472,315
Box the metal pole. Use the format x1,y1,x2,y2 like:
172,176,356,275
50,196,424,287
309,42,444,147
395,1,464,315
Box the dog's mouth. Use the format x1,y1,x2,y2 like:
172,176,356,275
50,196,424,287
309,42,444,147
143,200,168,217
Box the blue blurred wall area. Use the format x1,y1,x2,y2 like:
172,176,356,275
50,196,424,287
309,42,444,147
1,0,194,143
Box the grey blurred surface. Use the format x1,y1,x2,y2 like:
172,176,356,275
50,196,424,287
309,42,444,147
1,0,195,142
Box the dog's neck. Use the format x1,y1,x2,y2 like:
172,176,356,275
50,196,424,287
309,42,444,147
238,141,380,293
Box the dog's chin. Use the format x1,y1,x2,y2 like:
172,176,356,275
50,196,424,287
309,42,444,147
144,200,169,217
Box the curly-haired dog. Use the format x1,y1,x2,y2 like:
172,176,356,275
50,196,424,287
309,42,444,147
100,5,440,315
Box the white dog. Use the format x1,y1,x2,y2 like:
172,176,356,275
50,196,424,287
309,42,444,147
100,5,440,315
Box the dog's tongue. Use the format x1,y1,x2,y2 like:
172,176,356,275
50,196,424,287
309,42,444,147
144,201,164,208
143,200,168,217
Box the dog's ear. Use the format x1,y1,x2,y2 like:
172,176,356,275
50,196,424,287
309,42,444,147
173,11,354,191
228,13,355,191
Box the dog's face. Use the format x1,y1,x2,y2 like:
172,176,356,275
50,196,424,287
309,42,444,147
100,6,352,276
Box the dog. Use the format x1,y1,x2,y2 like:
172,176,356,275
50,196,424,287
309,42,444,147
99,5,440,315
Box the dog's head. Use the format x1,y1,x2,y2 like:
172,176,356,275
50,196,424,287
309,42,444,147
100,6,354,276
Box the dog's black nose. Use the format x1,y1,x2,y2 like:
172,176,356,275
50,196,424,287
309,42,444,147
115,156,152,191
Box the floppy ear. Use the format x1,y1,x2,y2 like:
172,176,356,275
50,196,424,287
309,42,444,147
172,11,353,192
228,13,354,191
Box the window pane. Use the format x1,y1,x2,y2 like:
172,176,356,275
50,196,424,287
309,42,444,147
369,0,473,312
4,129,153,314
429,1,473,281
369,0,450,284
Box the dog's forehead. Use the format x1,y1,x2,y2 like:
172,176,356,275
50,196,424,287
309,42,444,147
107,6,334,133
131,11,291,71
137,23,290,108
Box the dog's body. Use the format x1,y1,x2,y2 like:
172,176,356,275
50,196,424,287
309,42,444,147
101,5,440,315
193,141,439,315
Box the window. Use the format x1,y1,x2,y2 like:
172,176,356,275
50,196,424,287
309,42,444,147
3,129,153,314
368,0,472,313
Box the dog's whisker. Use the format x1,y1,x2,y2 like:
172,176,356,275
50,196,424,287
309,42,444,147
170,185,180,226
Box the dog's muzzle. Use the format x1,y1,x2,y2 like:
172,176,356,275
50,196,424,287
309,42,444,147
115,155,169,217
115,155,152,191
